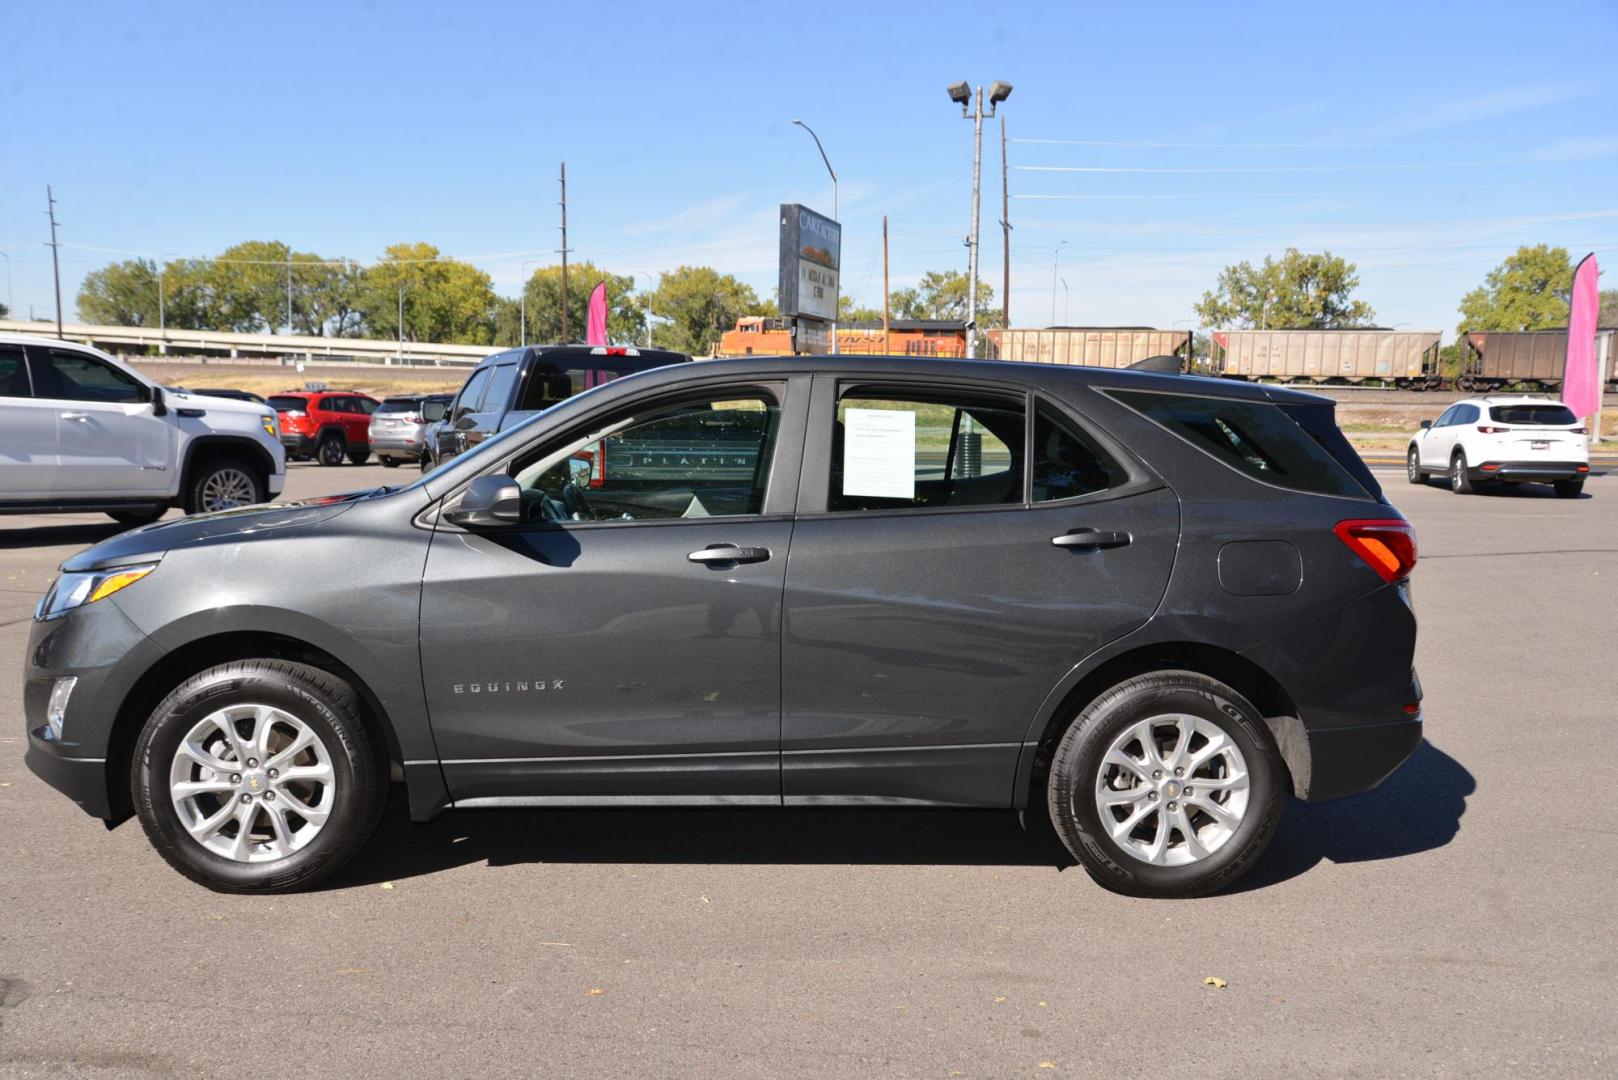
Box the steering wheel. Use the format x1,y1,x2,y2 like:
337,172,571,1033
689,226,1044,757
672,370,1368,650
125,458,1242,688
561,481,597,521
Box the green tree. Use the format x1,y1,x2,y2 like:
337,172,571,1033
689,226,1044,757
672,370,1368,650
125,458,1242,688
1598,288,1618,328
290,256,365,337
505,262,645,346
646,266,758,355
356,243,499,345
77,258,163,326
1196,248,1374,329
1457,244,1573,334
913,270,996,323
206,240,297,332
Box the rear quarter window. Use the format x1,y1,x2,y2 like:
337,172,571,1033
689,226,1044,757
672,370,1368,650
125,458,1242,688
1109,389,1370,499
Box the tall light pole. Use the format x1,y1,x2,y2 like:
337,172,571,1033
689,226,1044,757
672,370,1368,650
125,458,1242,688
791,118,839,354
947,80,1011,358
0,249,11,318
397,283,406,362
1050,240,1067,326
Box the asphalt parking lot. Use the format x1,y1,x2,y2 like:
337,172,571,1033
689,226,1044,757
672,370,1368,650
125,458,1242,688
2,461,1615,1078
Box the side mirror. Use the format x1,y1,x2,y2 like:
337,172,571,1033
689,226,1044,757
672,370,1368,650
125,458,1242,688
422,401,447,422
444,476,522,528
150,385,168,417
1419,419,1432,430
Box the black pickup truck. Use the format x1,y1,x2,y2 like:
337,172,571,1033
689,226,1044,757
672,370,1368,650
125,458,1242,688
429,344,691,467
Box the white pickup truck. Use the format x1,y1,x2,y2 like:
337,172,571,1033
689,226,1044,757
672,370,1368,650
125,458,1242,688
0,334,285,525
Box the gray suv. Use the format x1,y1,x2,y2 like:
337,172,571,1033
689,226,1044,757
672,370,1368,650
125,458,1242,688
23,356,1421,897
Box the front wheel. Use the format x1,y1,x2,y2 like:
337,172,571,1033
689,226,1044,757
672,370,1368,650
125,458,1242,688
1554,478,1585,498
185,458,265,514
1406,446,1424,484
131,660,388,893
1045,671,1284,898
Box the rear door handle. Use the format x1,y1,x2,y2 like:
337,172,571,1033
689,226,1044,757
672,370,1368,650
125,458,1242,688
688,544,771,565
60,412,91,422
1052,528,1131,550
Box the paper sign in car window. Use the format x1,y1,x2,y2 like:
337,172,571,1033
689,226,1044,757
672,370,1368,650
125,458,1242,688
843,408,916,499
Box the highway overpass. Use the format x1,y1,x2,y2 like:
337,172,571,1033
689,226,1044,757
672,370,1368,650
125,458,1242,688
0,318,490,367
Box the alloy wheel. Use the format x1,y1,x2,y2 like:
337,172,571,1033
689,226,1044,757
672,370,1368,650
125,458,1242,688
168,704,336,863
1092,713,1250,867
199,467,258,512
319,438,345,466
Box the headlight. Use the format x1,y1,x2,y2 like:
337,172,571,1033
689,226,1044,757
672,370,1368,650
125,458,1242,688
261,413,278,438
36,563,159,620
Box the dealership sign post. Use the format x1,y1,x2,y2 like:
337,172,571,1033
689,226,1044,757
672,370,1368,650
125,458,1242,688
779,204,840,355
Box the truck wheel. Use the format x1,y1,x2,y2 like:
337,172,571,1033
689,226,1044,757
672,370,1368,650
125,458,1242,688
317,432,346,466
1554,478,1584,498
1045,671,1284,898
109,507,166,528
186,457,266,514
131,660,388,893
346,449,371,466
1450,450,1474,495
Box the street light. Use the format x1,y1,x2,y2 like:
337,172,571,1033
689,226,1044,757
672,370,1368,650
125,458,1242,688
946,78,1011,358
1059,276,1070,325
1050,240,1067,326
0,249,11,318
791,118,840,354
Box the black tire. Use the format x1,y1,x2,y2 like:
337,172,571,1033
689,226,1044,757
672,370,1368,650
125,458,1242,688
347,449,371,466
108,506,166,527
1406,446,1424,484
1554,478,1585,498
1045,670,1285,898
184,456,267,514
131,660,388,893
317,432,346,467
1450,450,1474,495
379,456,401,469
419,453,434,473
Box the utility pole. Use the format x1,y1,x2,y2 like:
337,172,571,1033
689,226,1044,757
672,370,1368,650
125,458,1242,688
1000,114,1011,334
882,215,891,355
558,162,571,343
397,284,405,360
286,254,294,334
45,185,63,338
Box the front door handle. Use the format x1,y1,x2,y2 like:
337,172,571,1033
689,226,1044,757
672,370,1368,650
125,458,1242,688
688,544,771,565
1052,528,1131,550
60,411,91,422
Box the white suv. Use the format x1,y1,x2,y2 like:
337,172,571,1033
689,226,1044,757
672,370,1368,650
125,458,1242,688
0,334,285,525
1407,395,1590,497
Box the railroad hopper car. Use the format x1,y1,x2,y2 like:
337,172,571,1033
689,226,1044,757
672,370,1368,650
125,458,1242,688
990,327,1190,368
1214,329,1443,389
1459,329,1618,393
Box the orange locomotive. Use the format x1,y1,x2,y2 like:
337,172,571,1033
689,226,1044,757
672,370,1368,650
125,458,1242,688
717,317,968,358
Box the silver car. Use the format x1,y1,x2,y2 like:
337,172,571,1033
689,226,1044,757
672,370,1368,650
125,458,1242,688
368,394,452,468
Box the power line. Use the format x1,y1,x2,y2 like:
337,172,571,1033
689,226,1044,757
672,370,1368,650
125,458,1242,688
1017,158,1565,175
1012,135,1613,150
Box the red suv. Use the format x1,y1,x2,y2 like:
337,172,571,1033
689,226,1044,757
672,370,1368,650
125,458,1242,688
267,390,381,466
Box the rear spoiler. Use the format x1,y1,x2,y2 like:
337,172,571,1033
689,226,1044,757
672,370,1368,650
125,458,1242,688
1126,354,1184,374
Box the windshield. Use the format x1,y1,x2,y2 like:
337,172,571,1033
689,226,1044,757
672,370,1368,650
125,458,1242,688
267,395,308,413
1489,404,1577,426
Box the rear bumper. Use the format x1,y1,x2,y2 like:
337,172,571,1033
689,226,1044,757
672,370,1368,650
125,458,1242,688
1471,460,1588,482
1301,713,1423,801
369,434,425,457
280,433,317,456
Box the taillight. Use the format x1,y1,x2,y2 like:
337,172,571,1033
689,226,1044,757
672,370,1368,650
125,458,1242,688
1476,425,1510,434
1572,427,1588,435
590,441,606,488
1334,519,1417,584
406,414,423,423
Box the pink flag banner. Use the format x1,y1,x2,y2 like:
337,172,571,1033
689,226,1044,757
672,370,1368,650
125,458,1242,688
586,281,608,346
1562,253,1600,420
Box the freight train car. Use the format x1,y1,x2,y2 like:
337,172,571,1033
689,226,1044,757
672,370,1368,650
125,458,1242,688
1458,329,1618,392
1213,329,1443,388
716,317,968,358
990,327,1190,368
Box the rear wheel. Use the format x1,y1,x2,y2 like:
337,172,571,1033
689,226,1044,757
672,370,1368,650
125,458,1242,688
185,457,265,514
1554,478,1585,498
1045,671,1285,898
1450,450,1474,495
131,660,388,893
346,448,370,466
317,432,346,466
379,456,400,469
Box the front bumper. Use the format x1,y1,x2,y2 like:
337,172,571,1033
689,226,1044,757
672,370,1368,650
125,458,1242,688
24,732,112,819
1471,460,1588,482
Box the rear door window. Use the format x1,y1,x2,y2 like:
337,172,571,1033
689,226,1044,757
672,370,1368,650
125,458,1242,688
1109,389,1370,499
0,345,30,396
829,389,1024,512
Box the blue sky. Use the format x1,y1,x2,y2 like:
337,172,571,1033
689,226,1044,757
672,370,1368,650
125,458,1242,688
3,0,1616,340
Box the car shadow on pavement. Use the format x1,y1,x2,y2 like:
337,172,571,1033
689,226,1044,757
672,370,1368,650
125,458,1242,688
333,739,1471,892
1235,738,1474,892
0,520,127,549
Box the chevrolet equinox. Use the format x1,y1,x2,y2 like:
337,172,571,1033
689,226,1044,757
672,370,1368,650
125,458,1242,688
23,356,1422,897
